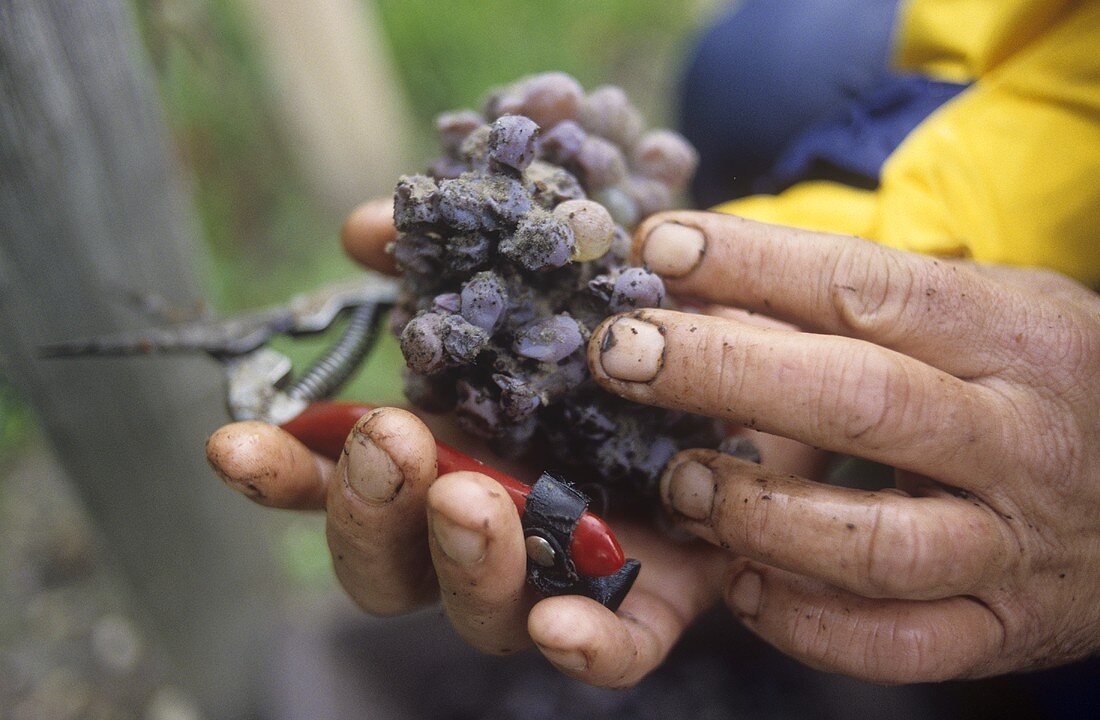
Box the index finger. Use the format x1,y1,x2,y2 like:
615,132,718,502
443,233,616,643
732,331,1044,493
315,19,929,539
634,212,1033,380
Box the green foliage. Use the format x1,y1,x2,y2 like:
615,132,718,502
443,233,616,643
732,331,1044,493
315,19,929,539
374,0,703,157
0,379,32,468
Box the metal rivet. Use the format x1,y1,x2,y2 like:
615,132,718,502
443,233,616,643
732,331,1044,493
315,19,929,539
525,535,557,567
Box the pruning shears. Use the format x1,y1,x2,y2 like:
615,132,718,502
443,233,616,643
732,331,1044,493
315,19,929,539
42,273,640,610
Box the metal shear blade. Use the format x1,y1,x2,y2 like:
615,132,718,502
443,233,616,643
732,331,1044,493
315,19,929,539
39,275,400,360
40,273,401,424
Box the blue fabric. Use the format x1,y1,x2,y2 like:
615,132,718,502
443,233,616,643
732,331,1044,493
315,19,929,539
758,75,969,193
679,0,902,206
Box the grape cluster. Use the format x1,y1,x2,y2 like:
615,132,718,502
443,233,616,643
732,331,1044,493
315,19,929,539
391,72,723,501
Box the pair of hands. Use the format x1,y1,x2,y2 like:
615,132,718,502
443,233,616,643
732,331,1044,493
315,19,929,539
207,199,1100,686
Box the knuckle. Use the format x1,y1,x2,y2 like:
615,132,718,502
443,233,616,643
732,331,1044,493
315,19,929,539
1008,299,1099,388
868,619,943,682
827,242,920,338
784,605,832,663
817,350,916,449
861,504,997,598
860,506,928,597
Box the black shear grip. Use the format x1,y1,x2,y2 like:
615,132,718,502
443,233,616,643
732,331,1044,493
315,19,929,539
522,472,641,612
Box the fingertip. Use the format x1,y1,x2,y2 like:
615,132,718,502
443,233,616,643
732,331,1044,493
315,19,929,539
339,407,437,506
631,211,677,265
586,311,667,386
529,596,606,673
427,470,519,532
205,421,329,509
341,197,399,275
659,449,722,525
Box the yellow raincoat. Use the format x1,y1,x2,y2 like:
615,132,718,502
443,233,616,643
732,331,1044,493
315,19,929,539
714,0,1100,287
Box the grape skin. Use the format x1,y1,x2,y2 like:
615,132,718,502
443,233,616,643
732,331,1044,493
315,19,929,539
553,199,614,262
488,115,540,173
610,267,666,312
460,272,508,332
513,314,584,363
498,208,575,272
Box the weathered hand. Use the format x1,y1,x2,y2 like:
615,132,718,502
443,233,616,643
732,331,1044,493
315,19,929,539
586,211,1100,682
205,200,738,686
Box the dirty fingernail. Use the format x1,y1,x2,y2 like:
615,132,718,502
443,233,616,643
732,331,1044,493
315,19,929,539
537,645,589,672
597,317,664,383
345,430,403,504
642,223,705,278
432,514,487,565
729,570,763,619
662,460,715,521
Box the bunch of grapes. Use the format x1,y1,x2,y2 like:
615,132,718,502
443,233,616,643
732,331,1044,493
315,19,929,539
391,72,726,502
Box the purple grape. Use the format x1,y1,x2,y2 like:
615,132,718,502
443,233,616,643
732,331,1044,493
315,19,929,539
479,175,533,227
493,373,542,421
513,314,584,363
399,312,447,374
622,176,674,219
391,233,443,276
432,292,461,314
498,208,575,272
571,136,627,190
460,272,507,332
488,115,540,172
524,160,586,208
428,156,468,180
436,109,484,154
609,267,665,312
537,119,587,165
441,314,488,365
631,130,699,190
393,175,440,231
579,85,643,148
436,176,485,232
518,72,583,128
444,233,492,275
395,76,720,503
592,186,639,229
454,381,501,439
437,175,531,232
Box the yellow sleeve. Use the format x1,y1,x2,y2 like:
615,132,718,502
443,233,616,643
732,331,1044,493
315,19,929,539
718,0,1100,288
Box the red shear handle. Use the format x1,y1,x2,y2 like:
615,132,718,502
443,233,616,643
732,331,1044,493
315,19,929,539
279,400,626,578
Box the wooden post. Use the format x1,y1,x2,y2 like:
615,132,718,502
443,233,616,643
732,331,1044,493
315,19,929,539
0,1,283,715
238,0,414,213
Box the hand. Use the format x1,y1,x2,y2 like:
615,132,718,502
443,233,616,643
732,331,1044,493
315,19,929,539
583,210,1100,682
206,199,757,686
